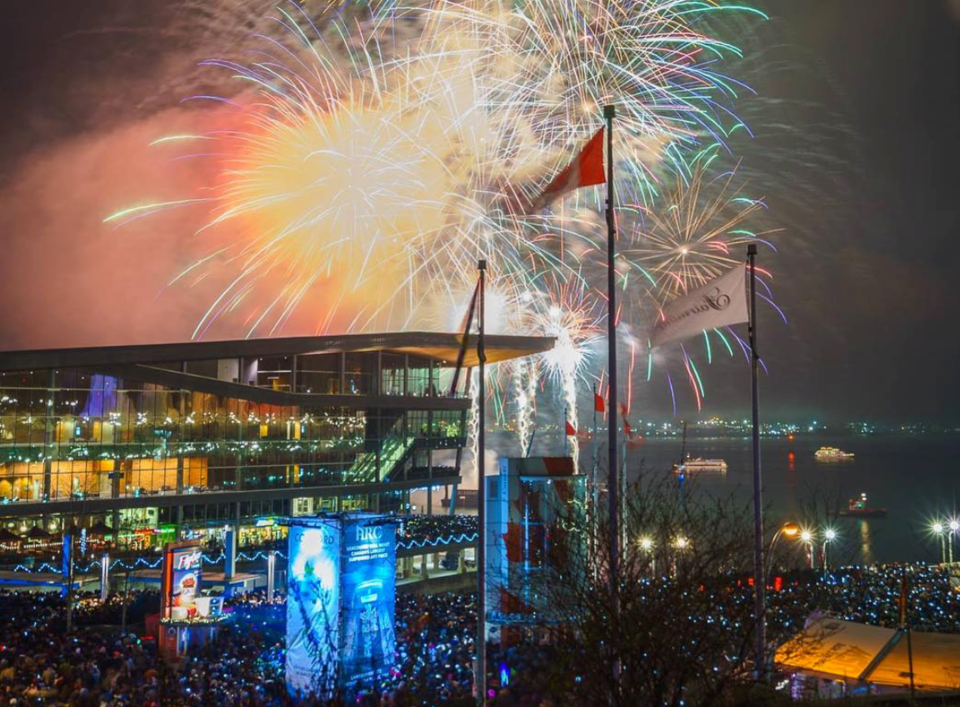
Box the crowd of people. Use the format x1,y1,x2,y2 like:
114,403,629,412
768,563,960,634
398,516,477,544
0,562,957,706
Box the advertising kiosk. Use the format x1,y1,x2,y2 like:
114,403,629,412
285,514,397,700
158,540,224,661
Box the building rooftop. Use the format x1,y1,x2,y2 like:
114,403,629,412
0,331,554,372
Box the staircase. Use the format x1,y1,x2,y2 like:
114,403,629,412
346,434,416,484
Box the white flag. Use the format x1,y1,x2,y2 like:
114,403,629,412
652,264,749,348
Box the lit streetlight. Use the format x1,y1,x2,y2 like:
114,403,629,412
932,522,947,564
949,520,959,564
638,536,655,575
800,530,816,570
822,529,837,573
767,521,801,574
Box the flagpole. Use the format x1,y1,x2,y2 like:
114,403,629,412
603,103,620,692
592,385,599,576
901,567,916,700
747,243,766,680
476,259,487,706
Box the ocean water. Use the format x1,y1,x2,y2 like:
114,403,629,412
627,434,960,564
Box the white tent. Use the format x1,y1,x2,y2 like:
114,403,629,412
776,617,960,694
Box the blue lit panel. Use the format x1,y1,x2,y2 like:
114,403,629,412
285,521,341,699
340,517,396,687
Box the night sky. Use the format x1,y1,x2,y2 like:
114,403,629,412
1,1,958,423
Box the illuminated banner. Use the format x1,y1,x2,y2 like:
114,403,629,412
161,541,203,621
285,515,396,700
286,520,341,698
341,517,396,687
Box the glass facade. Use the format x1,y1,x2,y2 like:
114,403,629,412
0,348,469,547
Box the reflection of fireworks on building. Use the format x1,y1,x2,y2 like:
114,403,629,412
109,0,776,422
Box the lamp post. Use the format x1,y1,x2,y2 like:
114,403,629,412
800,530,815,570
822,529,836,573
770,522,799,547
949,520,959,564
638,536,654,576
767,521,799,574
933,522,947,564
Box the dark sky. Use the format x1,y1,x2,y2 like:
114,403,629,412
1,1,958,423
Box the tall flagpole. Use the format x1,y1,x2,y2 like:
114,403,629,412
592,385,599,573
747,243,766,679
603,104,620,691
476,259,487,705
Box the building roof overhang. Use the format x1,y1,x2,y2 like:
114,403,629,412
0,331,554,372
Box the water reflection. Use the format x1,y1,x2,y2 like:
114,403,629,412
859,520,872,564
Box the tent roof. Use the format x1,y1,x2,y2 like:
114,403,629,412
776,618,894,680
869,631,960,690
776,617,960,691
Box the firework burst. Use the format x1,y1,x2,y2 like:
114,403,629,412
108,0,777,423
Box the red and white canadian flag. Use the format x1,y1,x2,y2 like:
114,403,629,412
532,127,606,209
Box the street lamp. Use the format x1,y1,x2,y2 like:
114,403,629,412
800,530,816,570
822,529,837,573
949,520,959,564
675,536,689,550
767,521,800,574
638,536,655,575
932,522,947,564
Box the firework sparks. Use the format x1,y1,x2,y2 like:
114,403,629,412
109,0,776,422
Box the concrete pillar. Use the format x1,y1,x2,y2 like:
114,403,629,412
266,551,276,602
100,553,110,601
224,527,237,581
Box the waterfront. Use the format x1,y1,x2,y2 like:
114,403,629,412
629,434,960,564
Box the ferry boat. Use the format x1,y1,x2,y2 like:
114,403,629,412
838,492,887,518
814,446,855,462
675,456,728,473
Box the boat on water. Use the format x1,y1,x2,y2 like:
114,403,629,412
838,492,887,518
814,446,855,461
675,456,728,473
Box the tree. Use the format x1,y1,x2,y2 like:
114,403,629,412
523,472,794,706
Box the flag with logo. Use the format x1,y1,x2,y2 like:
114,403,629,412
651,264,749,348
532,128,605,210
